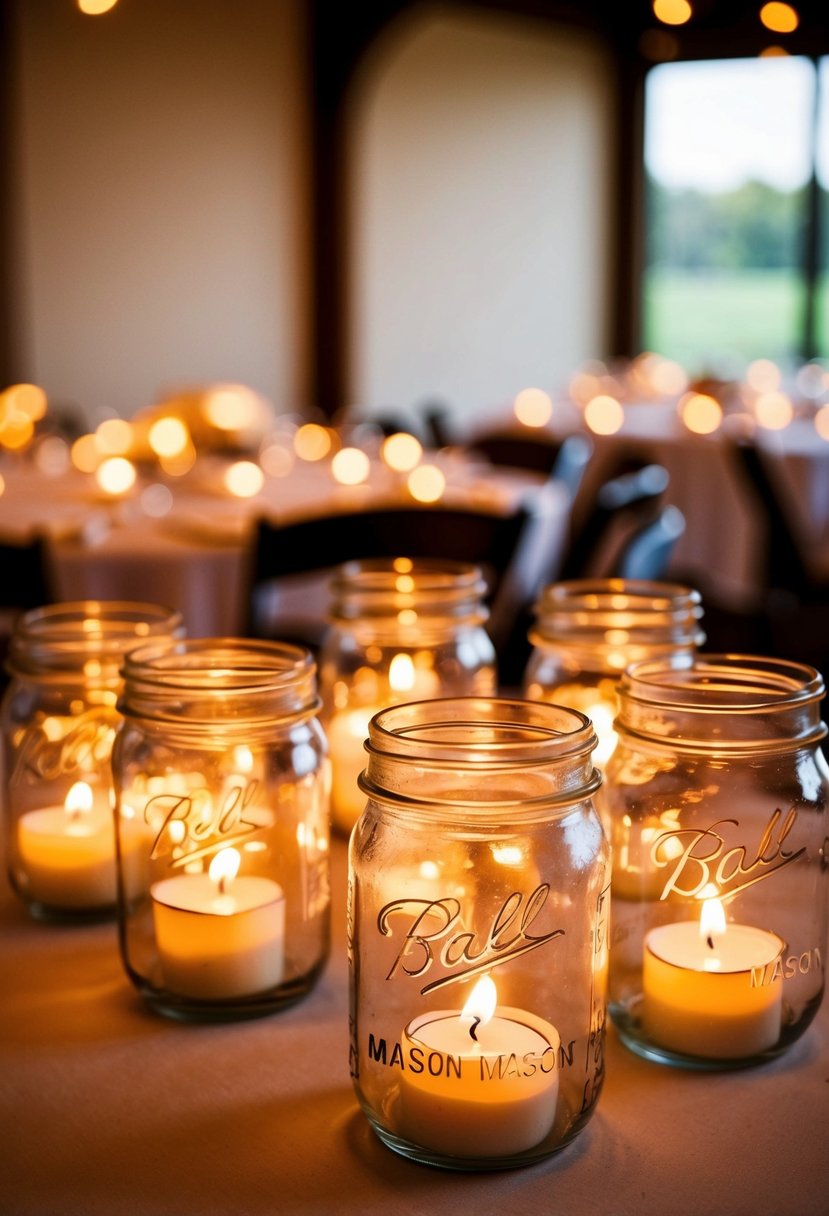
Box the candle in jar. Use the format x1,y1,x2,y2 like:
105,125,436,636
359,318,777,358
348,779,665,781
17,781,117,909
642,896,784,1059
398,975,560,1159
151,847,285,1000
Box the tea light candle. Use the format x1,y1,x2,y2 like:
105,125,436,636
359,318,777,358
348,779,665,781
642,897,784,1059
327,706,376,834
17,781,117,909
151,847,285,1000
399,976,560,1159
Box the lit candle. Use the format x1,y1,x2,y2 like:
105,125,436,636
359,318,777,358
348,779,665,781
151,847,285,1000
642,896,784,1059
327,653,441,834
17,781,117,909
399,976,560,1159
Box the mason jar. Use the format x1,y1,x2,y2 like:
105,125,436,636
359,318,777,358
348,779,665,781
2,600,184,921
349,697,610,1171
523,579,704,767
605,655,828,1069
113,638,330,1021
319,558,496,834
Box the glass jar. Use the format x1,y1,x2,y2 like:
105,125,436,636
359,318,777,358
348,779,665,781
523,579,704,767
2,600,184,921
349,697,609,1171
606,655,828,1069
113,638,330,1021
319,558,496,834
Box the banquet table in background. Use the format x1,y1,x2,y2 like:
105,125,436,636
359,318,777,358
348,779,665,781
1,834,826,1216
0,453,568,639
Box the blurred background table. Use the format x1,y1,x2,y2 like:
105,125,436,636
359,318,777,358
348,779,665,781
1,834,826,1216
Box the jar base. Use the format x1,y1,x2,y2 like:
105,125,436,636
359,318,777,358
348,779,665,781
133,957,329,1023
23,897,117,925
366,1113,588,1173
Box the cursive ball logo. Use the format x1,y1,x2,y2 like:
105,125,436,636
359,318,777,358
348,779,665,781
147,780,261,868
653,807,805,901
379,885,564,995
11,710,119,786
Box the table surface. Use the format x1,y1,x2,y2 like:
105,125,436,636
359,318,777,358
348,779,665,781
1,835,827,1216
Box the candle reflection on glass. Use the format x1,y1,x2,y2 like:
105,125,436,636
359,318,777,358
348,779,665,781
17,780,117,908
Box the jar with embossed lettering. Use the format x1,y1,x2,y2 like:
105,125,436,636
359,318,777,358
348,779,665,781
112,638,330,1021
348,697,610,1170
606,655,829,1069
1,601,184,922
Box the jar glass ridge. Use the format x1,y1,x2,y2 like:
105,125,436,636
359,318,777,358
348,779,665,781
348,696,610,1170
605,654,828,1069
113,638,330,1021
319,558,496,834
2,600,184,921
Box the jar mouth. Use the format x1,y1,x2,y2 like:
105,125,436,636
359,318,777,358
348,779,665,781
329,558,488,622
531,578,704,642
621,654,825,711
9,600,185,675
368,697,597,765
122,637,315,692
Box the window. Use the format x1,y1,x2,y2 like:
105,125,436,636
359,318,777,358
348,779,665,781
642,56,826,372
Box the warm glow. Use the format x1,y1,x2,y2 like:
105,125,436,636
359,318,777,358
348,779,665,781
232,745,254,774
419,860,440,881
491,844,524,866
679,392,722,435
0,473,4,496
382,431,423,472
203,386,263,431
72,434,100,473
96,417,133,455
2,383,47,421
754,391,793,430
209,847,241,888
389,653,416,693
65,781,94,817
78,0,119,12
649,358,687,396
149,416,190,459
700,895,727,945
294,423,332,461
407,464,445,502
587,701,618,766
34,435,70,476
746,358,781,392
159,444,196,477
0,410,34,450
584,394,624,435
760,2,799,33
653,0,692,26
814,404,829,441
513,387,553,428
96,457,137,496
260,442,294,477
461,975,497,1027
331,447,370,485
140,483,174,517
223,460,265,498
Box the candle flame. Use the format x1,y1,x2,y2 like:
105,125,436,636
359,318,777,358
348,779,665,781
65,781,94,818
700,896,726,949
461,974,497,1041
389,653,416,693
209,847,241,893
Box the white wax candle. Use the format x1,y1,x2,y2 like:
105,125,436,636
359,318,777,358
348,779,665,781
398,977,560,1159
327,707,376,834
151,848,285,1000
17,782,116,909
643,905,784,1059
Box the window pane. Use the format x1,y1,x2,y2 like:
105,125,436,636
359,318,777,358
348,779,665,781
643,57,815,371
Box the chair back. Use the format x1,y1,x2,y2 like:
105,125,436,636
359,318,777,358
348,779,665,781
560,463,669,579
615,504,686,581
731,440,814,595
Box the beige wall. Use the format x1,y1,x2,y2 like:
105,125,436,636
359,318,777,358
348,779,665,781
348,7,615,421
11,0,308,424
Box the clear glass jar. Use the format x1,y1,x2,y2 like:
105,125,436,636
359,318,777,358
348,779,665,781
348,697,609,1171
606,655,828,1069
523,579,704,767
2,601,184,921
319,558,496,834
113,638,330,1021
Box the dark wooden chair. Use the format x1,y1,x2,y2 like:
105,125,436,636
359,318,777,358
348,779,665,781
0,535,53,687
246,501,563,664
559,463,670,580
615,504,686,581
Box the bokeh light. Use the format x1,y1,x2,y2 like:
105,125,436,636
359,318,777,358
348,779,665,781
149,416,190,459
96,417,133,455
754,391,793,430
513,388,553,428
814,404,829,442
331,447,371,486
679,392,722,435
224,460,265,498
96,457,137,496
584,394,624,435
294,423,332,462
746,359,782,393
381,432,423,473
407,464,446,503
760,3,799,34
653,0,692,26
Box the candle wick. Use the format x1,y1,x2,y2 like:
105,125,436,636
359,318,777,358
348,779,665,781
469,1016,481,1043
706,934,714,950
219,876,227,896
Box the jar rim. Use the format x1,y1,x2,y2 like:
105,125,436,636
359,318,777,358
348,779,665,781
367,696,597,765
621,654,825,711
121,637,315,692
329,558,488,622
8,600,185,675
